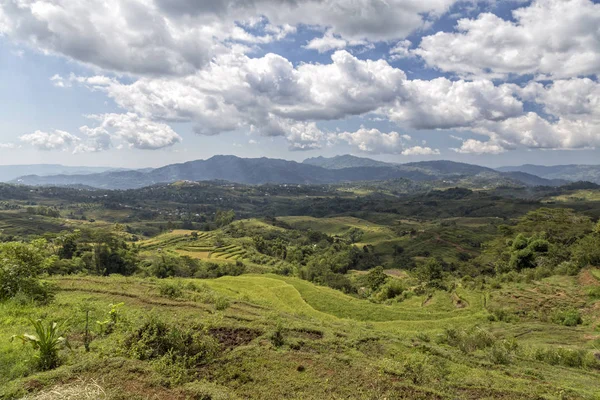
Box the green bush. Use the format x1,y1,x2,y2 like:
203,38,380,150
439,326,496,353
124,317,219,364
270,322,285,348
0,240,56,303
158,281,184,299
530,347,599,369
373,279,405,302
552,309,583,326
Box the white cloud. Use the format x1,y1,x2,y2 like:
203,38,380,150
75,50,520,143
401,146,440,156
20,130,79,151
389,40,412,60
337,128,411,154
305,30,348,53
415,0,600,79
389,78,523,129
0,143,16,149
82,113,182,150
0,0,460,76
452,139,507,154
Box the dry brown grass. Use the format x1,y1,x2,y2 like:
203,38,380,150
22,379,106,400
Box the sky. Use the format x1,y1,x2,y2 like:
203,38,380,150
0,0,599,168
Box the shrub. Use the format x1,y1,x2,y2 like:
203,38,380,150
374,279,405,302
158,281,184,299
124,317,219,365
530,347,599,369
0,240,56,303
439,326,496,353
552,309,582,326
487,339,518,365
270,322,285,348
11,319,70,370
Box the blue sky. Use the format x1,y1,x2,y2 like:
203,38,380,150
1,0,599,168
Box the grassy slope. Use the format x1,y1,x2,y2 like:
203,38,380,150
2,272,600,399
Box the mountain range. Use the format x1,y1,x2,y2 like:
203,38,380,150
497,164,600,184
6,155,579,190
0,164,124,182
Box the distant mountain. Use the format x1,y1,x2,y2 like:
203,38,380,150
12,155,565,189
0,164,124,182
497,164,600,184
303,155,393,169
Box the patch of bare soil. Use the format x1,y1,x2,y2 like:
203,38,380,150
209,327,262,349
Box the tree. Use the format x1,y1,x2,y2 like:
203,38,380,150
215,209,235,228
365,266,388,291
415,258,444,288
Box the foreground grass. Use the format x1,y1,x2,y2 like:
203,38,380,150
1,274,600,399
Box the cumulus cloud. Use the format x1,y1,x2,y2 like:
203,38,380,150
335,128,410,154
82,113,182,150
20,114,181,153
0,0,459,76
401,146,440,156
67,50,520,147
20,130,80,151
415,0,600,79
389,78,523,129
452,139,507,154
456,78,600,153
0,143,16,149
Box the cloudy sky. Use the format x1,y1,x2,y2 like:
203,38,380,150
1,0,599,168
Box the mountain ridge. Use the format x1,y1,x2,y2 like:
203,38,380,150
9,155,569,189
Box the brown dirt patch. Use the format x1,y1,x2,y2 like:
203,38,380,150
209,327,262,349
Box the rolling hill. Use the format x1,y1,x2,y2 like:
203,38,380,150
498,164,600,184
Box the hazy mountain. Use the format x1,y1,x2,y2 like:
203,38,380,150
498,164,600,184
12,155,565,189
0,164,123,182
303,155,393,169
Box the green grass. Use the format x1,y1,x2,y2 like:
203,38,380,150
2,274,600,399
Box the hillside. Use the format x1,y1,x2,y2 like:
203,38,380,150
498,164,600,184
11,155,564,189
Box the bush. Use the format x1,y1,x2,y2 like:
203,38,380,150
552,309,582,326
439,326,496,353
158,281,184,299
0,240,56,303
270,322,285,348
487,339,518,365
530,347,599,369
124,317,219,365
374,279,405,302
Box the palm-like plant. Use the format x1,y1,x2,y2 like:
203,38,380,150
11,319,70,370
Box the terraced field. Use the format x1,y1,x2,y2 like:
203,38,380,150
3,273,600,399
139,230,250,262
